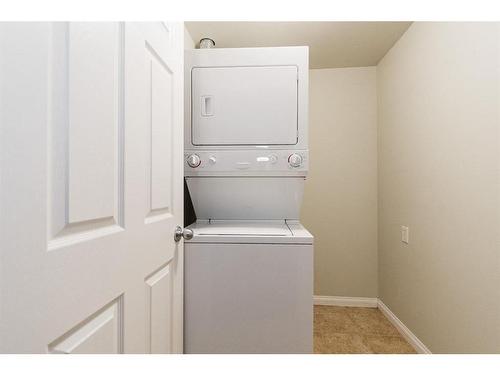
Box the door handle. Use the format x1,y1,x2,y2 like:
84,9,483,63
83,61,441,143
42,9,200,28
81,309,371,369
201,95,213,116
174,226,194,242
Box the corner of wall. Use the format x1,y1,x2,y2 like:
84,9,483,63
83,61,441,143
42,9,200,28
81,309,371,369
184,24,195,50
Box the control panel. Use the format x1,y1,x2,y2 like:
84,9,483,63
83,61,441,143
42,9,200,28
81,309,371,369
184,150,309,176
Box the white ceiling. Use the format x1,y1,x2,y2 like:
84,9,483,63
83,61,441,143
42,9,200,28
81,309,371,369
185,22,412,69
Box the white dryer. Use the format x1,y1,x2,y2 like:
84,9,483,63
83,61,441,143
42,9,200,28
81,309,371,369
183,46,313,353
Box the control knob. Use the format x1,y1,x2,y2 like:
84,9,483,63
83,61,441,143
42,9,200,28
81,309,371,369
288,153,303,168
187,154,201,168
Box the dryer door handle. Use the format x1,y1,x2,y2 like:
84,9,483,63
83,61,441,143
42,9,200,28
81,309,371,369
201,95,214,116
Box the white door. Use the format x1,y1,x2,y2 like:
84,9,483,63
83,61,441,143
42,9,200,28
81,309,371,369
0,22,184,353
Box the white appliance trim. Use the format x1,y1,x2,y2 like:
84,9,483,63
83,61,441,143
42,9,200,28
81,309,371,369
313,295,432,354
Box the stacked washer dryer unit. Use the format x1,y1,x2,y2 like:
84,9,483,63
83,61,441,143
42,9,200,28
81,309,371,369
184,46,313,353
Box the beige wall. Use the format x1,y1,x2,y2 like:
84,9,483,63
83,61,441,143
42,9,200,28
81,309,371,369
377,23,500,353
184,24,195,49
302,67,378,298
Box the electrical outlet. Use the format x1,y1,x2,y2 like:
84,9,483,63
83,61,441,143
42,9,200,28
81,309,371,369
401,226,409,244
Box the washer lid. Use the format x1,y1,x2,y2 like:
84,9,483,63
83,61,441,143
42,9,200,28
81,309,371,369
186,220,314,245
192,220,292,236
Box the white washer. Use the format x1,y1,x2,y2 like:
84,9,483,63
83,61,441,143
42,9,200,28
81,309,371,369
184,46,313,353
184,220,313,354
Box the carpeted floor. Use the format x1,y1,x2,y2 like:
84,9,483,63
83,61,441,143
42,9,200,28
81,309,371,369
314,305,416,354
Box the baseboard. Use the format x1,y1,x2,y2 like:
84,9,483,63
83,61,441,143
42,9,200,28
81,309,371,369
313,295,378,308
377,300,432,354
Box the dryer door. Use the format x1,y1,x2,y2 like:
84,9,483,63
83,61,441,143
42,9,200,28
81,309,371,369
191,66,298,145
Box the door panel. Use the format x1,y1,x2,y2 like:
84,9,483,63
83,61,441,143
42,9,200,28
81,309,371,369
145,263,173,354
48,22,124,250
48,297,123,354
191,66,298,145
67,22,122,224
147,43,174,216
0,22,184,353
